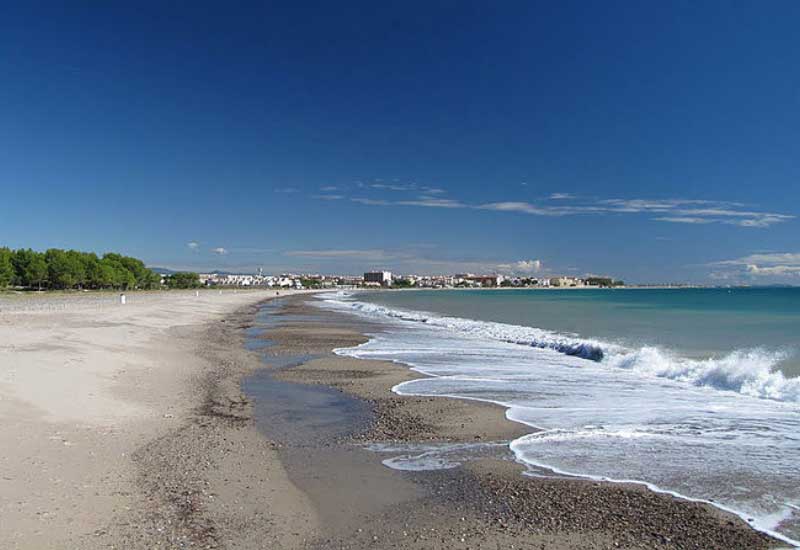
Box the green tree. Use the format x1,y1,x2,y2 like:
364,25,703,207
12,249,48,289
123,269,136,289
101,253,136,290
0,247,14,288
30,254,48,289
585,277,625,288
118,255,160,289
140,269,161,289
65,250,87,288
46,249,84,289
5,247,159,291
82,253,103,289
100,262,118,288
166,272,201,289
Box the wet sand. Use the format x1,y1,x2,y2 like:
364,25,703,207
249,295,783,550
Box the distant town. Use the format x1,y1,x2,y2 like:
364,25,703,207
196,270,625,290
0,246,659,293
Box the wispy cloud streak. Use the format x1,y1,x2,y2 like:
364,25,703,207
311,194,344,200
325,190,792,229
711,252,800,278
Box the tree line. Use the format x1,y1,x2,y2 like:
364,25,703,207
0,247,162,290
164,271,201,289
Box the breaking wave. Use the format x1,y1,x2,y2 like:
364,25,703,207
321,293,800,403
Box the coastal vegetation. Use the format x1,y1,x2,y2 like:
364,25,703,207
499,278,540,287
164,271,202,289
0,247,161,290
585,277,625,287
299,277,323,289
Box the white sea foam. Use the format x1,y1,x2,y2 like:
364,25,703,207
605,346,800,402
322,293,800,403
366,441,508,471
318,292,800,545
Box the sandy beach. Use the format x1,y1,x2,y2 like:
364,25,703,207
0,290,785,549
0,290,318,549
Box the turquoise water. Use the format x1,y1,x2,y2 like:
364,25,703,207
361,288,800,376
322,288,800,544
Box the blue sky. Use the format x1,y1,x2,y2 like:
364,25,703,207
1,1,799,283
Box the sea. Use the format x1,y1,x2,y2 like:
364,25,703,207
317,287,800,546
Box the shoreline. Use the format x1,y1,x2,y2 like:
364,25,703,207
318,289,800,547
115,296,320,549
337,285,766,293
1,289,787,548
252,294,783,549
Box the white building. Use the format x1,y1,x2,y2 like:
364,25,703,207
364,271,392,286
549,276,584,287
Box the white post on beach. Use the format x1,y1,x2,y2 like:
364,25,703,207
195,290,199,297
120,293,126,305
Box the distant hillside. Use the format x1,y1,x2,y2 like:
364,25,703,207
148,267,178,275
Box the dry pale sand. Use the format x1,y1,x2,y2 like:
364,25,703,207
0,289,319,550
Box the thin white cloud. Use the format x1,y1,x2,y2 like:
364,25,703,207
361,181,446,195
311,194,345,200
593,199,791,227
477,202,557,216
351,196,465,208
275,187,299,193
285,249,394,261
518,259,542,273
211,247,228,255
476,201,608,216
600,198,717,211
549,193,574,200
320,185,339,191
496,259,543,274
369,183,418,192
397,198,466,209
746,264,800,276
351,197,391,206
343,191,792,229
653,216,715,224
711,252,800,279
187,241,199,251
730,215,793,228
679,207,762,217
677,208,792,225
714,252,800,267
